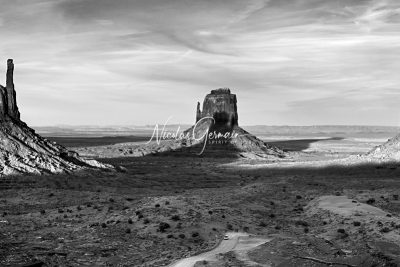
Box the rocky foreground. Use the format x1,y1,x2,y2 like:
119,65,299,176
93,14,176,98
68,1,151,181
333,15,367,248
1,152,400,266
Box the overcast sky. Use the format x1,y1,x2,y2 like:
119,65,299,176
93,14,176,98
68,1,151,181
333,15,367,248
1,0,400,126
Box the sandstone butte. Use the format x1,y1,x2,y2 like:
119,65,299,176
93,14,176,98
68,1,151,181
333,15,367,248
0,59,111,176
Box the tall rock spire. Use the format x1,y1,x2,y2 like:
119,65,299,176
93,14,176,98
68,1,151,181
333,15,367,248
5,59,20,120
195,101,201,123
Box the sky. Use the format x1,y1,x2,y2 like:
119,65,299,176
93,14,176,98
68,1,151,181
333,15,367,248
0,0,400,126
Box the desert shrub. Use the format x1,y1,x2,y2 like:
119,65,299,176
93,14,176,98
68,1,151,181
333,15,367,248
353,221,361,226
155,204,160,208
259,221,267,227
226,224,233,230
165,201,170,205
159,222,171,232
138,214,144,219
167,234,174,238
208,210,213,215
109,198,114,203
128,218,133,224
40,210,46,215
179,233,185,239
366,198,375,205
125,228,131,234
101,223,107,228
171,215,180,221
143,218,150,224
191,232,199,238
295,220,309,227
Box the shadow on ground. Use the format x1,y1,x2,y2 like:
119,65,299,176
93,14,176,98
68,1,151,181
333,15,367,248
267,137,344,152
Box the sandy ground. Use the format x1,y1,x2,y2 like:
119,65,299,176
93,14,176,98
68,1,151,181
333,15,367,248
1,135,400,266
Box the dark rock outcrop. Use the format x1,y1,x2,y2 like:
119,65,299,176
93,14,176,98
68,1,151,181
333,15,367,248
5,59,20,120
196,88,238,128
0,59,20,121
0,59,111,176
187,88,283,158
195,102,201,123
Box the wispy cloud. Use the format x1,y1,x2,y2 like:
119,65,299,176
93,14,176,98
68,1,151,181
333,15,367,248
0,0,400,126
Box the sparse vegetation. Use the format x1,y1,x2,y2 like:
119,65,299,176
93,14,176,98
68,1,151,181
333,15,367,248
171,215,180,221
158,222,170,232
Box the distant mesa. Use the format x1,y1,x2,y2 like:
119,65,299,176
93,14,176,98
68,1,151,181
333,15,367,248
0,59,111,176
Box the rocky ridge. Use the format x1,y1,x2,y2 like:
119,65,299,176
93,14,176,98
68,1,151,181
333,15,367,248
0,59,111,176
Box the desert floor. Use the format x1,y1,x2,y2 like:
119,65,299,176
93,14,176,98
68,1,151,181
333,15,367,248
1,133,400,266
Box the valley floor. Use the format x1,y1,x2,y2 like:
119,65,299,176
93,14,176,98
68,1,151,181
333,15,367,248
1,136,400,266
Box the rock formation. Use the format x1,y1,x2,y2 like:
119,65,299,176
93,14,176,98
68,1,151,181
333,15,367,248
196,88,238,127
79,88,285,159
188,88,283,158
0,59,111,176
195,102,201,123
363,134,400,161
6,59,20,120
0,59,20,121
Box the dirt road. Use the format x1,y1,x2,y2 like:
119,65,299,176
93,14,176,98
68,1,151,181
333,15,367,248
169,232,270,267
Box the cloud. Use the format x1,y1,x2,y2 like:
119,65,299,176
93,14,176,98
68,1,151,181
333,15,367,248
0,0,400,126
353,0,400,31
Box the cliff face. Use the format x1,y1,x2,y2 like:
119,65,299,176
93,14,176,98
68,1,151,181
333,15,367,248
0,59,111,176
197,88,238,128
